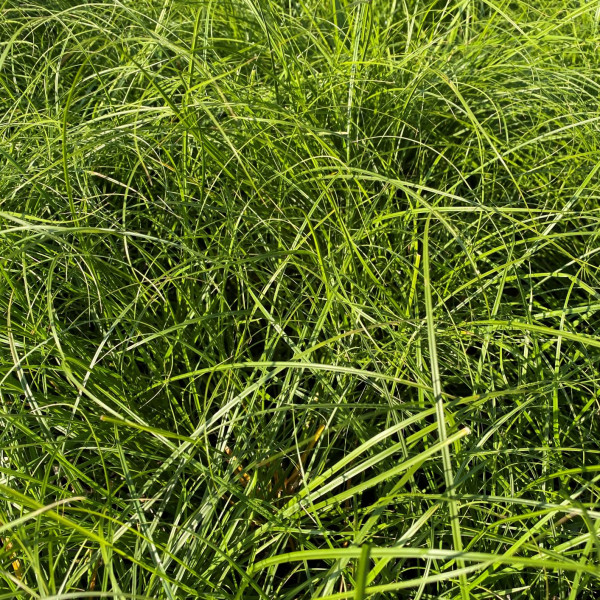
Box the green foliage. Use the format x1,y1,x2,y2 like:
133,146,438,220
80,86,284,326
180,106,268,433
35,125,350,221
1,0,600,598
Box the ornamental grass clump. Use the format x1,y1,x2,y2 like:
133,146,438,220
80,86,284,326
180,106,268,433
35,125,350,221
1,1,600,598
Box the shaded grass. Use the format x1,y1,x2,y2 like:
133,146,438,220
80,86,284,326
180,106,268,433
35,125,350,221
1,0,600,598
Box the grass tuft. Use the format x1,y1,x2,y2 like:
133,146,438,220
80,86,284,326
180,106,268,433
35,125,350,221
1,0,600,598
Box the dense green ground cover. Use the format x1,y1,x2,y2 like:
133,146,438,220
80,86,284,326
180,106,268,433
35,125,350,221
1,0,600,598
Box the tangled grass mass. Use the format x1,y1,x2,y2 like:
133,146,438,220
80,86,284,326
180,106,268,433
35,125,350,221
1,1,600,598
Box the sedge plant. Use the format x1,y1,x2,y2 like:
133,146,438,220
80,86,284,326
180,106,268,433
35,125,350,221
1,0,600,598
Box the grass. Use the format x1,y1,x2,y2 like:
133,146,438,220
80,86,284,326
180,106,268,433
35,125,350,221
1,0,600,598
